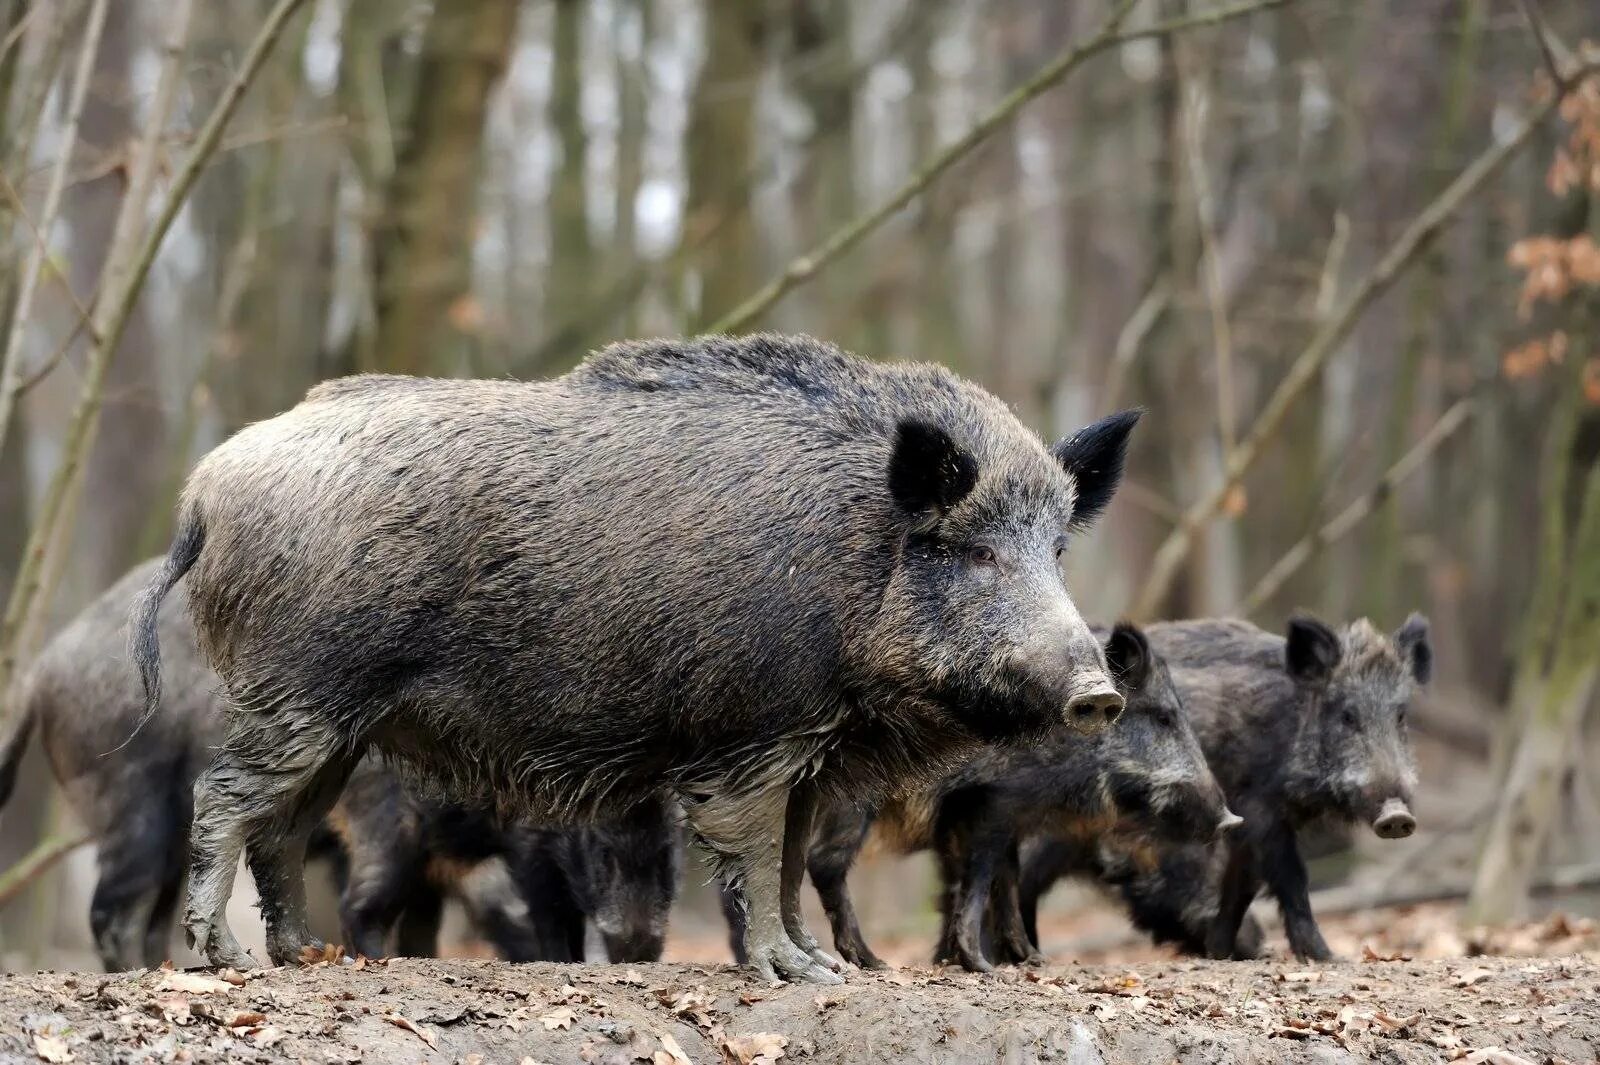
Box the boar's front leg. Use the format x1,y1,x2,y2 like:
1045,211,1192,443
806,802,885,969
988,843,1046,966
685,786,842,984
1258,820,1333,961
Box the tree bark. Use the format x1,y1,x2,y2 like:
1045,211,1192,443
371,0,518,376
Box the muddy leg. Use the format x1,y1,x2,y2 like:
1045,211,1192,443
684,786,840,985
184,751,264,969
247,753,357,965
782,785,840,971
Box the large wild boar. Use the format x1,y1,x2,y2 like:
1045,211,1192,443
131,333,1138,983
1144,614,1429,961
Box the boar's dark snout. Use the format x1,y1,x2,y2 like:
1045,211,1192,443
1372,797,1415,839
1065,685,1123,733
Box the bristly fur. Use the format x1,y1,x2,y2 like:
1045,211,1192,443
144,332,1135,970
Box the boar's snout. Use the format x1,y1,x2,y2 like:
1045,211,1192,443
1372,797,1415,840
1064,683,1123,733
1215,809,1245,840
602,929,666,963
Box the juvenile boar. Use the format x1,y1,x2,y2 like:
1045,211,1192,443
1013,835,1264,959
133,334,1137,982
1145,614,1430,961
509,797,683,963
720,623,1232,972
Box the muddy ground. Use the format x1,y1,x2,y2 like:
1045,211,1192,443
3,948,1599,1065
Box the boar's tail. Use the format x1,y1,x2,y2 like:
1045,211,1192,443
127,506,206,740
0,691,36,813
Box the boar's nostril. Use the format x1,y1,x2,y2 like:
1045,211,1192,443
1065,689,1123,734
1372,798,1415,840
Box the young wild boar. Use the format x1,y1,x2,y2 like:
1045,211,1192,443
1012,834,1265,960
508,798,683,963
132,334,1138,983
719,623,1235,972
1144,614,1430,961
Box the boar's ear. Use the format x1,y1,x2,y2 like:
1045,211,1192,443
888,419,979,520
1052,409,1142,531
1104,622,1151,692
1285,614,1341,685
1394,613,1432,685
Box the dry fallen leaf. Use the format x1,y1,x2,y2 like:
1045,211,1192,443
32,1033,73,1063
250,1026,285,1048
158,971,233,995
813,990,845,1012
719,1032,788,1065
653,1032,693,1065
384,1013,438,1050
224,1010,266,1029
540,1006,579,1031
1452,967,1494,988
217,968,249,987
1277,971,1322,984
1360,943,1409,962
618,969,646,986
1458,1049,1537,1065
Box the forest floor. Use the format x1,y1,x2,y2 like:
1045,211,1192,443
3,907,1600,1065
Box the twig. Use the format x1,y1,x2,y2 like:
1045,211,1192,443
707,0,1298,335
0,0,109,457
0,0,309,721
1101,275,1171,413
1236,396,1477,615
0,834,90,910
1513,0,1571,85
0,168,102,344
1128,58,1600,620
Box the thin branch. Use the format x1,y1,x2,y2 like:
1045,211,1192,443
1101,275,1171,413
0,0,109,457
1128,59,1600,620
1236,395,1477,616
1513,0,1571,84
0,0,310,718
706,0,1298,335
0,834,90,910
0,169,103,346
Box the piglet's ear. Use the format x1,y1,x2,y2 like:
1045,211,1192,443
1394,613,1432,685
1104,622,1151,692
1285,614,1341,686
888,419,979,520
1052,409,1142,531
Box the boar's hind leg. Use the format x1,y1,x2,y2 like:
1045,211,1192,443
246,752,359,966
90,815,175,971
142,870,184,967
716,877,749,964
807,806,884,970
685,786,842,985
988,844,1046,966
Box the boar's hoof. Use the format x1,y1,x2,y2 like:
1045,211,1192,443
748,931,845,985
1064,688,1124,733
1372,798,1416,839
185,920,256,971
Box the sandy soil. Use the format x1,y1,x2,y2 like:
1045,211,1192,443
3,947,1599,1065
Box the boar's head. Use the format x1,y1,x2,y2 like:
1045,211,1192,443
874,410,1141,742
1099,623,1239,843
571,801,682,963
1281,612,1430,839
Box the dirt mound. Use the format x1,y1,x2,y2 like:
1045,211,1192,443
3,954,1599,1064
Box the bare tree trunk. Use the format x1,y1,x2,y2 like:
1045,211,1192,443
371,0,518,376
686,0,763,330
545,0,594,359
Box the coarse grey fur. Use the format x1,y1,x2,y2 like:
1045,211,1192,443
135,333,1138,982
1144,614,1429,961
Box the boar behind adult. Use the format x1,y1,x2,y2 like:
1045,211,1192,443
134,334,1138,983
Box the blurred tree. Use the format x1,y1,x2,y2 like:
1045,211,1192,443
371,0,519,375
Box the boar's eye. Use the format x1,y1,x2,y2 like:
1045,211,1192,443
1151,707,1176,728
1054,541,1068,563
1340,706,1361,731
968,544,998,567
